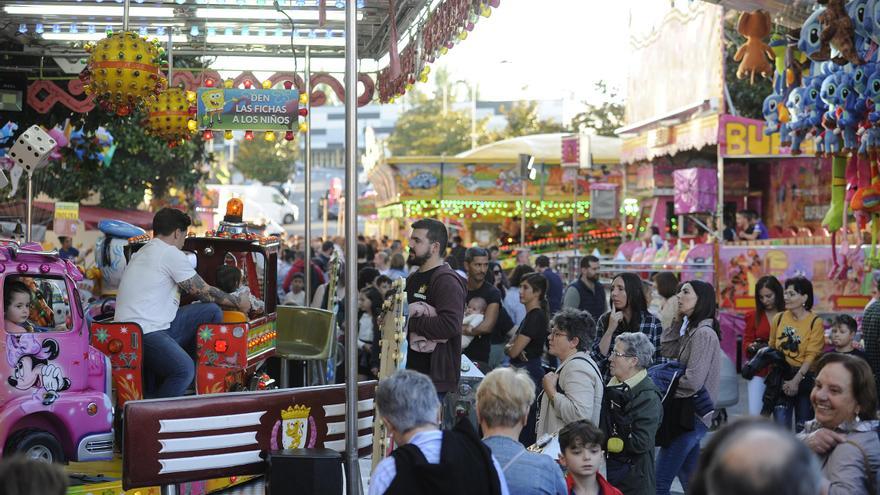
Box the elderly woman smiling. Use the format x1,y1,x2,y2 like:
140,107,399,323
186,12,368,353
478,368,567,495
800,353,880,495
602,332,663,495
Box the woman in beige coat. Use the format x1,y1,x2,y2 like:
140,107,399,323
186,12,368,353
536,308,603,437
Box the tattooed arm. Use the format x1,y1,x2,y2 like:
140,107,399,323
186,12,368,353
178,274,251,313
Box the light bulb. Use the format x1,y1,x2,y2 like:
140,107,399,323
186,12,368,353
190,25,200,36
18,24,27,34
35,24,44,34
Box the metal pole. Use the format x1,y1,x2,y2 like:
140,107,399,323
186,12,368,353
716,147,724,239
520,180,526,247
122,0,130,31
25,175,32,243
304,46,312,300
166,29,173,83
471,84,477,150
343,0,361,492
572,169,578,256
160,485,177,495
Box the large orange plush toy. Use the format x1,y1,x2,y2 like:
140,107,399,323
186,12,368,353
734,10,775,85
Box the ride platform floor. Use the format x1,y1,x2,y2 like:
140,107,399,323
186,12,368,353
65,455,255,495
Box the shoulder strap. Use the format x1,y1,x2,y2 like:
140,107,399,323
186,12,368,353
556,356,601,395
772,312,784,329
501,448,528,473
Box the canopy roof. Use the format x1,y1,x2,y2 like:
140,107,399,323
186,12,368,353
0,0,434,60
700,0,814,28
456,133,622,165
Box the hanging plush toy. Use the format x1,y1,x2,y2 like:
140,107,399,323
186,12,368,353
734,10,775,84
848,0,874,59
818,0,865,65
823,155,848,274
820,71,843,156
802,76,830,156
833,72,866,153
762,92,789,137
787,87,809,154
800,8,832,61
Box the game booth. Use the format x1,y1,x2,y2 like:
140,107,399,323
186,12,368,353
613,2,875,367
366,132,625,255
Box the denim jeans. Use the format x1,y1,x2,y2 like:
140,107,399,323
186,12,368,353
143,303,223,398
772,387,814,433
655,418,708,495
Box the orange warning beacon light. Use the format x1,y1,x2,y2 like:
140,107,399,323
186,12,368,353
224,197,244,223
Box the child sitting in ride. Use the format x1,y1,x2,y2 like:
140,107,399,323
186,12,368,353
216,266,265,316
5,280,35,333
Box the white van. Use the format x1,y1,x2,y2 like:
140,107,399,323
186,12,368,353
208,184,300,226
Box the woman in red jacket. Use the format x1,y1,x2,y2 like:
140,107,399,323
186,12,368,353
741,275,784,416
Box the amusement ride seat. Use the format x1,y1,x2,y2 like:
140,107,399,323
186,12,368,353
275,306,336,388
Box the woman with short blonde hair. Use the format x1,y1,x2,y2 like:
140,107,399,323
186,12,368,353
477,368,566,495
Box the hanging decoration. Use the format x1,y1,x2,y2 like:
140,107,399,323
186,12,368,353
144,88,198,145
80,31,167,117
377,0,500,103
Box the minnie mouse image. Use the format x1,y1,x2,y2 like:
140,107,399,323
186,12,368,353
6,334,71,405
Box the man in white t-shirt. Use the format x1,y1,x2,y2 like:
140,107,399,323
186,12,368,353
115,208,250,398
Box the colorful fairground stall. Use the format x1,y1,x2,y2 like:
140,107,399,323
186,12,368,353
367,132,624,253
614,1,873,364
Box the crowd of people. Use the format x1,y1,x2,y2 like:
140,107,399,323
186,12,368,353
8,207,879,495
354,218,880,495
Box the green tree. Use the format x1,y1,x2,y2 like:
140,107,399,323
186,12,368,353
387,92,489,156
487,100,570,141
724,16,772,119
233,137,299,183
569,81,625,137
2,55,213,210
33,111,210,210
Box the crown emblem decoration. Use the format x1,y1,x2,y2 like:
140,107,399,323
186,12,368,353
281,405,311,420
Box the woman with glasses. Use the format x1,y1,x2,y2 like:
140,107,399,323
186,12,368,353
536,308,603,439
769,276,825,432
602,332,663,495
593,273,663,378
656,280,721,495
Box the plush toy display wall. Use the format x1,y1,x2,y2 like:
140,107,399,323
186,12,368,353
759,0,880,273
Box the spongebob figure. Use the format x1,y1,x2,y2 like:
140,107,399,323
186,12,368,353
201,89,225,128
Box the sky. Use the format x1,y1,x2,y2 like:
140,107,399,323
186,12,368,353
432,0,631,103
212,0,633,106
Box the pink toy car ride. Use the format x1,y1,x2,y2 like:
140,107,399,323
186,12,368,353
0,241,113,463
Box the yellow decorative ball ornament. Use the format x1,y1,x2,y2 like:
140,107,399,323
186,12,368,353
81,31,166,116
262,80,273,89
144,87,197,142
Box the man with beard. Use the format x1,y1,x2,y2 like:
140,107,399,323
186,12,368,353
405,219,467,397
563,255,606,323
462,247,502,371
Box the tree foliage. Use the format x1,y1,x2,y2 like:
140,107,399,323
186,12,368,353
487,100,570,141
569,82,625,137
387,92,490,156
0,56,212,210
233,137,298,183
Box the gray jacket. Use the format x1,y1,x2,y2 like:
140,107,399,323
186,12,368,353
801,419,880,495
